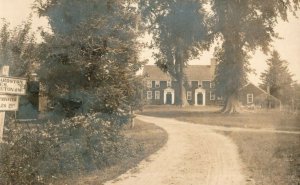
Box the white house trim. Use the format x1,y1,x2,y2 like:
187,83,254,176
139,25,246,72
195,88,206,106
163,88,175,104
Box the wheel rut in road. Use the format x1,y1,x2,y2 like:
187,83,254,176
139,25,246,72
104,115,246,185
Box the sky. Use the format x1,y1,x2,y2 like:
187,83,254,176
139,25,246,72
1,0,300,85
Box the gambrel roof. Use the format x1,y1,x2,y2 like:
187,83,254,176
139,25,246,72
143,65,214,81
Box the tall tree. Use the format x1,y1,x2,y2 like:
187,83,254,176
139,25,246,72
211,0,299,113
35,0,143,120
260,50,294,104
140,0,211,106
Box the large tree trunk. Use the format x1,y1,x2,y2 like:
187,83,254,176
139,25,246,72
221,94,241,114
176,47,189,107
178,74,189,107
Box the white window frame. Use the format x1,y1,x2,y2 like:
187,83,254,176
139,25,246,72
210,82,215,88
167,80,172,87
210,91,216,100
155,80,160,88
147,80,152,88
247,93,254,104
155,91,160,100
187,91,192,100
147,91,152,100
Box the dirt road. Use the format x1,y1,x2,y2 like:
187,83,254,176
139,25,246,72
104,115,246,185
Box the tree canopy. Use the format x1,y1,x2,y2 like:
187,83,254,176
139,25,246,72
140,0,211,106
35,0,144,120
0,18,37,77
211,0,299,113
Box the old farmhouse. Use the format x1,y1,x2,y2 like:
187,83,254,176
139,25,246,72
143,59,280,107
143,59,220,106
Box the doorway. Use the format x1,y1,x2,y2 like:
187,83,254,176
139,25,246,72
166,93,172,105
197,93,203,105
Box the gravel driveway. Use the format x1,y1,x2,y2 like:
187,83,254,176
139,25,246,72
105,115,246,185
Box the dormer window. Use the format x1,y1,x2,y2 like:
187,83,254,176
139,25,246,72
155,81,160,88
167,80,172,87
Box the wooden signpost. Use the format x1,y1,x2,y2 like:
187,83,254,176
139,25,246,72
0,66,27,142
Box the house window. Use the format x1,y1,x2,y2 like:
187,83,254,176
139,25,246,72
147,91,152,100
167,80,172,87
210,82,215,88
202,80,210,88
247,93,253,104
187,91,192,100
155,81,160,88
155,91,160,100
210,91,216,100
147,81,152,88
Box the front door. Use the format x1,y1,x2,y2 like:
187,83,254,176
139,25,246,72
197,93,203,105
166,93,172,104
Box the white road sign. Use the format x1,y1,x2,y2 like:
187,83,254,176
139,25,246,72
0,95,19,111
0,76,27,95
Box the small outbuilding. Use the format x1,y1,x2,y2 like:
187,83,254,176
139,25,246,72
239,83,281,108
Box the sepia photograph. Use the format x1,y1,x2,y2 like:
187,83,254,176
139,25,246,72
0,0,299,184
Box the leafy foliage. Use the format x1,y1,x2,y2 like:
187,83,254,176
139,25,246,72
34,0,144,118
0,114,142,185
211,0,299,113
0,18,37,77
140,0,211,105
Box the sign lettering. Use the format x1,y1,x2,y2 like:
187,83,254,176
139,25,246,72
0,76,26,95
0,95,19,111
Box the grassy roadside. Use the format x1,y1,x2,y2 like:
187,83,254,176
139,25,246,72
142,105,300,185
60,119,168,185
222,131,300,185
141,105,300,131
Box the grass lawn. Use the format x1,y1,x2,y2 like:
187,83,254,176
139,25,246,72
141,105,300,185
141,105,300,131
222,131,300,185
58,119,168,185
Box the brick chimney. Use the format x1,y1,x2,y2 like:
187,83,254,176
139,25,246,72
210,58,217,78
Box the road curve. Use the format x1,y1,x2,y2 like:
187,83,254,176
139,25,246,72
104,115,246,185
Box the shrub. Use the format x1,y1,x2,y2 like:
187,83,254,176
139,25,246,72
0,114,141,185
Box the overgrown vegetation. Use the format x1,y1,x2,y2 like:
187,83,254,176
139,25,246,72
0,114,140,184
58,119,168,185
